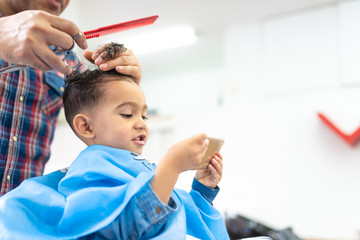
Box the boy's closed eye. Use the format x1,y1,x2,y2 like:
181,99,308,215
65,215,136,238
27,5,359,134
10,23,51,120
120,114,148,121
121,114,132,118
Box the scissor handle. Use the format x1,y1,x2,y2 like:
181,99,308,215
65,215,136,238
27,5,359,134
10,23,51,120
63,53,81,69
50,41,75,53
0,41,77,75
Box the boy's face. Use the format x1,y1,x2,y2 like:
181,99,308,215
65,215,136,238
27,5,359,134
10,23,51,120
89,79,149,155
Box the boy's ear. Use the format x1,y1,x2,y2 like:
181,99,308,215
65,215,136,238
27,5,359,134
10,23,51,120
73,114,94,139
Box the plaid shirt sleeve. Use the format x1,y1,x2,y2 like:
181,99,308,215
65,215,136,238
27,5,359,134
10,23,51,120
0,61,65,195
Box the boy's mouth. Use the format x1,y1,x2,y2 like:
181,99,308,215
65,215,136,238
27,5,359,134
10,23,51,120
132,134,146,145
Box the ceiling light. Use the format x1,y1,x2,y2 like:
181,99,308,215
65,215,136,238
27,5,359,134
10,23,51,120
118,26,197,55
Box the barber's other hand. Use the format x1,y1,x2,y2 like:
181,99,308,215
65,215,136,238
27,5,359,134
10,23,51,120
83,45,142,84
0,10,87,74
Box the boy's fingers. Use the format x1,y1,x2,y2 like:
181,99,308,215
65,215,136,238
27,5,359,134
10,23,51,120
209,163,221,181
211,158,223,177
215,152,222,159
208,164,215,175
215,155,223,165
204,138,209,147
195,133,208,144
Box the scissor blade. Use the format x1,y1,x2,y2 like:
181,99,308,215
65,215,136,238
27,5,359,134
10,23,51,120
0,64,29,75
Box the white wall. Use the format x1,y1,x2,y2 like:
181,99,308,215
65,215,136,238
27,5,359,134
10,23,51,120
48,1,360,239
218,2,360,239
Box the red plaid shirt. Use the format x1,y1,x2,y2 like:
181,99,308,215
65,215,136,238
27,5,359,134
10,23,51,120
0,12,65,195
0,64,65,195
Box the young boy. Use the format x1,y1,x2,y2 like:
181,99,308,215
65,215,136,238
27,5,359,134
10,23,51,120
0,47,229,239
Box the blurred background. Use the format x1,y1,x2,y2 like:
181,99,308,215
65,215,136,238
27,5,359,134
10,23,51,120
46,0,360,239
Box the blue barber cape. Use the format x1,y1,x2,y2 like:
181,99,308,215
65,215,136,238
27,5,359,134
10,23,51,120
0,145,229,239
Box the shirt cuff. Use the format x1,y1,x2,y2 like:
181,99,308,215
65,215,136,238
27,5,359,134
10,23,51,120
191,178,219,204
136,182,178,225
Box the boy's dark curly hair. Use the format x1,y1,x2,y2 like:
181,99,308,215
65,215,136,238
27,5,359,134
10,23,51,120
63,69,134,131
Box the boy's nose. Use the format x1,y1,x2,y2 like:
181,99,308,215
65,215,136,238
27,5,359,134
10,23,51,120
134,117,147,130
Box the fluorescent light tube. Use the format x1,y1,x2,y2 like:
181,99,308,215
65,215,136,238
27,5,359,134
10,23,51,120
120,26,197,55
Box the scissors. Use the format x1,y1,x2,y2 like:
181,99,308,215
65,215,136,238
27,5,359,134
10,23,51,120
0,33,82,75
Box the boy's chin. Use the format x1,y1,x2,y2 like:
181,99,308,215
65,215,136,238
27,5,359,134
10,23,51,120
128,147,144,156
132,150,143,155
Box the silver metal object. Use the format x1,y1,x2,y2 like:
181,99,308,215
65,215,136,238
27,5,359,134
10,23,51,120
73,32,82,41
0,64,28,75
0,36,82,75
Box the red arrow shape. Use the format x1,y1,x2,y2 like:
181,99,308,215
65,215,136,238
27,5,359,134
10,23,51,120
318,112,360,146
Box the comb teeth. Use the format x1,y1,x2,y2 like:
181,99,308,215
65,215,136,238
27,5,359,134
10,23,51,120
84,15,159,39
84,32,100,39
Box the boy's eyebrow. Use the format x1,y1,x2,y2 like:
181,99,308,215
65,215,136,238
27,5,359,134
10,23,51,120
115,102,148,111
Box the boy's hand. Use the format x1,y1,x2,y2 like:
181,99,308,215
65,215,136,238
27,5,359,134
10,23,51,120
195,152,223,189
163,133,209,174
151,133,209,204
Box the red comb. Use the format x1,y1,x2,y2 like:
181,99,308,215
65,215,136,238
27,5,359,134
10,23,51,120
84,15,159,39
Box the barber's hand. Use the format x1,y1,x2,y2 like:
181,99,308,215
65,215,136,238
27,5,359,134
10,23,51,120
0,10,87,74
83,44,142,84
